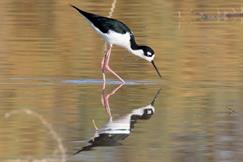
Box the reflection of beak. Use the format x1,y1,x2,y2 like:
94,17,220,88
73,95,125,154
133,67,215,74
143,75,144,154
151,89,161,106
151,60,162,78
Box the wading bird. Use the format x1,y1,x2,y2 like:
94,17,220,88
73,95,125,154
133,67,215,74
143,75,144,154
71,5,161,83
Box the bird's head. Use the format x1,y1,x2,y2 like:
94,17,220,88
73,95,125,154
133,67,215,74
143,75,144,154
135,45,161,78
138,45,155,62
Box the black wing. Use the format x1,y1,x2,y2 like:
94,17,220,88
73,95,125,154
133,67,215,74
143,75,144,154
71,5,132,34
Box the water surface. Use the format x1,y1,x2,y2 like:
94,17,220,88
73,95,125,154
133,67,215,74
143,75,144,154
0,0,243,162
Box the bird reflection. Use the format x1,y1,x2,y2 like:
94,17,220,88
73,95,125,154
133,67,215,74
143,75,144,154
74,85,160,154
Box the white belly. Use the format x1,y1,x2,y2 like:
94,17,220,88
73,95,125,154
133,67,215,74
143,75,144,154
92,24,131,49
102,31,131,48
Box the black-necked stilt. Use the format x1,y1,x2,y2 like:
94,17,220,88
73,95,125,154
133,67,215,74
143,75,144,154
73,89,160,153
71,5,161,83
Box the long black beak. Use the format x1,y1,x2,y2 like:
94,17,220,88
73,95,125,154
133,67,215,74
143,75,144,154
151,89,161,106
151,60,162,78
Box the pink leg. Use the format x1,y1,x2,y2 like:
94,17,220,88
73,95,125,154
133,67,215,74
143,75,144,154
101,47,109,86
101,48,108,73
102,44,125,83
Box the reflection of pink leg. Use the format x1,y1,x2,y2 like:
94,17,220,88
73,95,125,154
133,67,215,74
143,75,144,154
102,91,112,118
101,83,124,119
102,44,125,83
102,77,106,90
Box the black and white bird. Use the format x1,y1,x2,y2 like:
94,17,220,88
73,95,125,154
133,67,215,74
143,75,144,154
71,5,161,83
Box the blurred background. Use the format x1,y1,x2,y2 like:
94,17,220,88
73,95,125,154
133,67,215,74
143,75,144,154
0,0,243,162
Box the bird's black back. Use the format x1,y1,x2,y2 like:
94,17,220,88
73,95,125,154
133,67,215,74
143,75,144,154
71,5,132,34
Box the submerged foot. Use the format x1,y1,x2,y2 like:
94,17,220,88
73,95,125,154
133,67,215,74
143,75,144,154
102,65,125,84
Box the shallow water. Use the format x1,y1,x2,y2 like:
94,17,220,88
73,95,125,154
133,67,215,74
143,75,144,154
1,0,243,162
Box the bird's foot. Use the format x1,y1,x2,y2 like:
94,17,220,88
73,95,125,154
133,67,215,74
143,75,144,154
119,78,125,84
102,65,125,84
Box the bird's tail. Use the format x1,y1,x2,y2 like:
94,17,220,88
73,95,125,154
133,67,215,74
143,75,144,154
70,4,98,20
